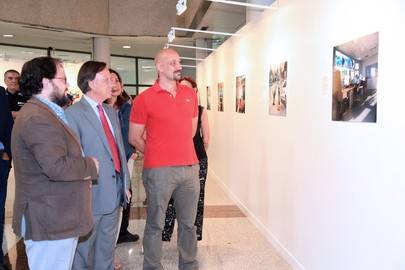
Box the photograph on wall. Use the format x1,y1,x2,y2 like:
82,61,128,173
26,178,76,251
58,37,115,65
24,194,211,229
235,75,246,113
218,82,224,112
206,86,211,110
332,32,378,122
269,61,288,116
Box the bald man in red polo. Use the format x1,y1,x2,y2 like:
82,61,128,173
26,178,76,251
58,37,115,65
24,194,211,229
129,48,200,270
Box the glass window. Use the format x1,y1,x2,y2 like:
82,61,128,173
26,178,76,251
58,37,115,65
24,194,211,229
111,56,136,85
138,59,157,85
0,45,46,88
54,50,91,95
124,86,137,97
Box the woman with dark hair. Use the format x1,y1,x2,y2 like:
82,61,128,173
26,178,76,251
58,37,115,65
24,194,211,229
162,76,210,241
105,69,139,269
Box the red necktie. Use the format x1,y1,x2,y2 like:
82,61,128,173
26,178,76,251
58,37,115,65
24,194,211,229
97,104,121,173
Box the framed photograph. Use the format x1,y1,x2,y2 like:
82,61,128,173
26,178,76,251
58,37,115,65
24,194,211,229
332,32,378,122
206,86,211,110
218,82,224,112
269,61,287,116
235,75,245,113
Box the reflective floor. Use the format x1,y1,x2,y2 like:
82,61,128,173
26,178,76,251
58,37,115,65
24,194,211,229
2,157,291,270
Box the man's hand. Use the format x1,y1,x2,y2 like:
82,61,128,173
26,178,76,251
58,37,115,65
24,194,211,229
1,152,10,161
125,189,132,202
90,157,99,173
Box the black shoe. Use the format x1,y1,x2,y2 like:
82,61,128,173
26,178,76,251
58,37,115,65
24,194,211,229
0,262,11,270
117,232,140,244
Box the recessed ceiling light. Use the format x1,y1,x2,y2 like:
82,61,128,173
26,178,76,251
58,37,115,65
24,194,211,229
122,45,131,49
2,34,14,38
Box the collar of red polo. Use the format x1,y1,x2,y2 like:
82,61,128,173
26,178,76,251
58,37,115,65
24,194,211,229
152,80,183,93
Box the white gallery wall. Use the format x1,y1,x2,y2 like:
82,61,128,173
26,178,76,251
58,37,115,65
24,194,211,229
197,0,405,269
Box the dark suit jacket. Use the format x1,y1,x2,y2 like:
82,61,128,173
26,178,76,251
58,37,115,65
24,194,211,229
118,101,135,160
11,97,98,241
0,86,13,157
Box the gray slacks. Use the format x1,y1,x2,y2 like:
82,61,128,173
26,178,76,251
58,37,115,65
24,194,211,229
72,207,120,270
142,165,200,270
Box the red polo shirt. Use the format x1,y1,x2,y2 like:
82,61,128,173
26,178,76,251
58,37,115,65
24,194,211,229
130,81,199,168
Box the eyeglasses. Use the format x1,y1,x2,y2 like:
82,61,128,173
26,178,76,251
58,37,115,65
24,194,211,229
53,77,67,83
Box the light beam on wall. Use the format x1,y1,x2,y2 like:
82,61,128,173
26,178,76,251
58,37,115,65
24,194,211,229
167,26,237,43
206,0,278,9
166,43,216,51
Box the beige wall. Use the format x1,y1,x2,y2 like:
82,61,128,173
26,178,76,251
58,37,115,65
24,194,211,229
0,0,109,34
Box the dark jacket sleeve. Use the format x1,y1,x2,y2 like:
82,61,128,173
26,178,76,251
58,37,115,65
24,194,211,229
0,87,13,157
119,101,135,160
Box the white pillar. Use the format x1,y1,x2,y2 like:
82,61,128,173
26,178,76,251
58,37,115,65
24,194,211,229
92,37,111,67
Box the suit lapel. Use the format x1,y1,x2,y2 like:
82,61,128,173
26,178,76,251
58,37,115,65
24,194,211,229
79,98,113,158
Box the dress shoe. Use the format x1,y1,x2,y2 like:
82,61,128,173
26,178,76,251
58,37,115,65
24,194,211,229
0,263,11,270
117,232,139,244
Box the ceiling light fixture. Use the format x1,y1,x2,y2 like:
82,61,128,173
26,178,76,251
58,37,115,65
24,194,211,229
166,43,216,51
122,45,131,49
206,0,278,9
2,34,14,38
180,56,204,61
176,0,187,15
181,65,197,68
168,26,237,43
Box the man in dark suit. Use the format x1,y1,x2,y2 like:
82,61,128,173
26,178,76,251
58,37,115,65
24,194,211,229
66,61,131,270
0,86,13,270
11,57,99,270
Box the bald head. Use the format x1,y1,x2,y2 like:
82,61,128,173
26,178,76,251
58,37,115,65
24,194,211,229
154,48,179,65
154,48,182,82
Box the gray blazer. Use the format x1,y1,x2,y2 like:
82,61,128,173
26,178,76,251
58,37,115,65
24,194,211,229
66,97,130,215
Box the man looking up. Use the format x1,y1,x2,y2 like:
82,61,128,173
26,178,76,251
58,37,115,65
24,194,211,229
66,61,131,270
11,57,99,270
129,48,200,270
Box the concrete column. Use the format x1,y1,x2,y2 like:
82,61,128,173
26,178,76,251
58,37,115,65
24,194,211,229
195,38,212,59
246,0,275,23
92,37,111,67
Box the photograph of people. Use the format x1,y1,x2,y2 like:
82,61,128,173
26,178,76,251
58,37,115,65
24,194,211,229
218,82,224,112
332,32,378,122
269,61,287,116
235,75,245,113
206,86,211,110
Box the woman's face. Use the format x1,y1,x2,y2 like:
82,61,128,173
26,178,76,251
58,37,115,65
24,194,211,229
110,73,123,97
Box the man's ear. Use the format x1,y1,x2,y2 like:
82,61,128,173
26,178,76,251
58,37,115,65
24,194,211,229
88,79,95,92
41,77,51,93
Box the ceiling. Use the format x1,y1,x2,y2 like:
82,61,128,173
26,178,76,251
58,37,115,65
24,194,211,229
0,1,276,60
336,32,379,61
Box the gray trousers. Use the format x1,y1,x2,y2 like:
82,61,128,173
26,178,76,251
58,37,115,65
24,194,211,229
142,165,200,270
72,207,120,270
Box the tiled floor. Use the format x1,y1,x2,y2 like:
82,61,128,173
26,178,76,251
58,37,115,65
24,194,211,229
2,157,291,270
